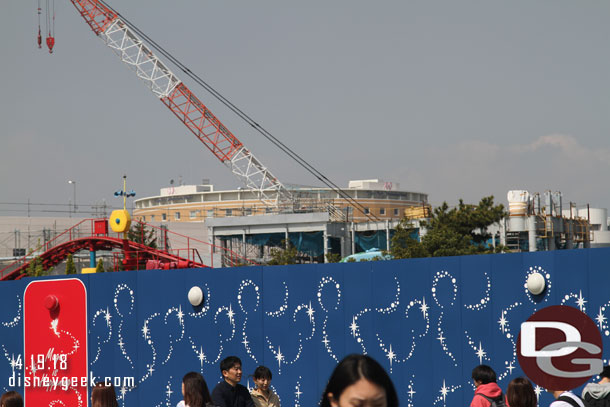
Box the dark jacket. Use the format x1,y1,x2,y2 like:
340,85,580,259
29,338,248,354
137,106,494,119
212,381,254,407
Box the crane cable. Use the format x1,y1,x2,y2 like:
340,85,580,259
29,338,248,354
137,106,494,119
98,0,381,223
37,0,42,48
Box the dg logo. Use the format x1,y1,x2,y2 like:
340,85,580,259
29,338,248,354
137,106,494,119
517,305,603,390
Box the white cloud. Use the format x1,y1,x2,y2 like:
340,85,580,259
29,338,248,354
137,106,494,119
512,134,610,163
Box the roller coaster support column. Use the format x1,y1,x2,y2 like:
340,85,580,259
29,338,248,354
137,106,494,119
89,242,96,268
122,238,135,270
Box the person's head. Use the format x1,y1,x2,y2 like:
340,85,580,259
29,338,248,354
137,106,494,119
0,391,23,407
321,354,398,407
471,365,497,387
91,382,118,407
220,356,243,386
253,366,273,392
599,365,610,383
182,372,212,407
507,377,536,407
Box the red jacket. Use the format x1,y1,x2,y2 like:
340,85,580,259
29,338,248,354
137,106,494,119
470,382,504,407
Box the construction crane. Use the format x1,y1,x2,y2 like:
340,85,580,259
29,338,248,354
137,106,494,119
62,0,379,222
67,0,292,208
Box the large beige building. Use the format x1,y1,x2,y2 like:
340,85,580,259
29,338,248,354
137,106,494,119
133,179,428,223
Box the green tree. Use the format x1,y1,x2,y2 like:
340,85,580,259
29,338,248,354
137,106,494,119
95,259,105,273
27,256,47,277
127,222,157,249
24,240,48,277
65,254,77,275
268,240,298,265
325,253,342,263
391,196,507,258
390,219,430,259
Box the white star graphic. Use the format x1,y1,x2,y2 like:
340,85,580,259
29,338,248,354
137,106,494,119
437,333,445,344
322,336,330,347
534,385,543,398
242,337,249,347
227,304,235,323
165,385,173,398
440,380,449,403
306,302,315,322
476,342,486,364
148,365,154,376
576,291,587,311
197,347,205,366
597,307,607,328
408,385,416,398
295,387,302,399
498,314,507,334
420,297,429,318
141,324,149,338
349,317,359,337
386,344,396,366
507,361,515,375
177,306,184,323
275,347,284,367
104,309,112,326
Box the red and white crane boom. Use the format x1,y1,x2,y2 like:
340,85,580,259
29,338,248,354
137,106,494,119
69,0,292,207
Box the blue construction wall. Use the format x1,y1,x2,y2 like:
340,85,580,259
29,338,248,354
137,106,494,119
1,248,610,406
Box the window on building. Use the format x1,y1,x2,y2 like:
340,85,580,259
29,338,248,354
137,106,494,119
225,209,233,216
174,212,181,220
207,210,214,218
364,208,370,214
141,216,146,221
150,215,155,221
394,208,399,216
162,213,167,221
244,208,252,216
190,211,197,219
380,208,386,215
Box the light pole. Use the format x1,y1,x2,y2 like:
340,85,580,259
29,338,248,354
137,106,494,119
68,180,77,217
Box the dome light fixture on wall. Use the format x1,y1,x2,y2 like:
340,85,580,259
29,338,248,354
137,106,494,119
188,286,204,306
527,272,546,295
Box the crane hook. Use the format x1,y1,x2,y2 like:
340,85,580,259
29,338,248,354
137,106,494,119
46,36,55,54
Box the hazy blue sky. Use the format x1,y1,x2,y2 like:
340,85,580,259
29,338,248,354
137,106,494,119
1,1,609,215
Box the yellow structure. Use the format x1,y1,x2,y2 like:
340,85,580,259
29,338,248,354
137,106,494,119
81,268,96,274
110,209,131,233
404,205,432,219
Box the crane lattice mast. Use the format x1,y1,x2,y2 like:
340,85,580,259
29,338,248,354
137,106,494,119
69,0,292,207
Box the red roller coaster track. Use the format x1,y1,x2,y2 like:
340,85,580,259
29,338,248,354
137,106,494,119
0,218,256,281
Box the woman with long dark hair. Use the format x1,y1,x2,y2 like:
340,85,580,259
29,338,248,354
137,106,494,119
321,354,398,407
177,372,214,407
91,382,118,407
506,377,536,407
